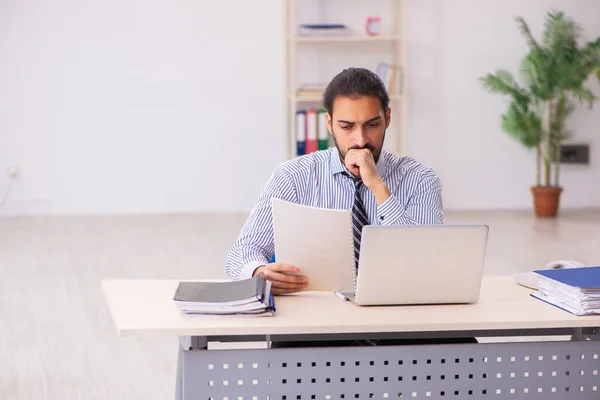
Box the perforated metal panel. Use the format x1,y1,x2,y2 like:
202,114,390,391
182,341,600,400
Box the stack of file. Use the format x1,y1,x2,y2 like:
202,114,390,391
173,273,275,316
531,266,600,315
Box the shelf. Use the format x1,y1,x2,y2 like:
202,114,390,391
285,0,406,156
291,35,400,43
293,94,403,102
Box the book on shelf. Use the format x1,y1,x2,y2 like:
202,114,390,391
298,83,328,91
298,23,351,37
296,83,327,98
172,273,276,316
296,108,329,156
296,90,324,98
306,109,318,153
375,62,402,95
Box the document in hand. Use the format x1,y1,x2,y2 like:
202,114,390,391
272,198,354,292
173,273,275,316
531,266,600,315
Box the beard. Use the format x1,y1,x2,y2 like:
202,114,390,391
331,128,385,164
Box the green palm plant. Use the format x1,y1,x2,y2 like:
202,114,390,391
481,10,600,191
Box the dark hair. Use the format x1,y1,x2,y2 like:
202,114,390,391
323,67,390,116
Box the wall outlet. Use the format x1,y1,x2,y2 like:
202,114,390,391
560,144,589,164
7,166,21,180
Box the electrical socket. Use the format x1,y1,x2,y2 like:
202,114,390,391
7,166,21,180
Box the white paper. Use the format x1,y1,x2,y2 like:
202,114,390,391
272,198,354,292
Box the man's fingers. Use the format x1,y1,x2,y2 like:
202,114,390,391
270,263,299,273
344,161,361,177
263,269,307,284
347,149,374,165
269,271,307,284
262,264,307,295
347,148,372,158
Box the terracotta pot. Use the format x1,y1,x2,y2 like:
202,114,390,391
530,186,563,217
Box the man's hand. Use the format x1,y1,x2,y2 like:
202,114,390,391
344,148,380,186
253,263,308,295
344,149,391,205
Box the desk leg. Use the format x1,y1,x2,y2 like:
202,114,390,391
587,328,600,341
175,345,183,400
571,327,600,341
571,328,584,341
175,336,208,400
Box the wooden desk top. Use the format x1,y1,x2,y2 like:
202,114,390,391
101,275,600,337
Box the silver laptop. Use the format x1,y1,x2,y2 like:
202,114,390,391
341,224,489,306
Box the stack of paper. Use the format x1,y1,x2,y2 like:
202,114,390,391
531,266,600,315
173,273,275,316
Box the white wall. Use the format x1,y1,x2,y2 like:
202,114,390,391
405,0,600,210
1,0,599,215
0,0,286,215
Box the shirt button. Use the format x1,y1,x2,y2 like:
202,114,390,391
380,216,384,221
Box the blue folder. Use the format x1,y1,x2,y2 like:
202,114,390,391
533,266,600,291
531,266,600,315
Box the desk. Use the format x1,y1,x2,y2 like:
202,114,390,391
102,275,600,399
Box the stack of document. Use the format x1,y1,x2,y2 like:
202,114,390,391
173,273,275,316
531,267,600,315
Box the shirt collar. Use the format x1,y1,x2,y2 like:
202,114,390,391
329,146,388,179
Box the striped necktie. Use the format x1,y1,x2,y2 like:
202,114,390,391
347,175,369,270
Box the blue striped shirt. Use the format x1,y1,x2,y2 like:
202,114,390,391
225,147,443,280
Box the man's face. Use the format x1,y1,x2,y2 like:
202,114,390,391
326,95,391,164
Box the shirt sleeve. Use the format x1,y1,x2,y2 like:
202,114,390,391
225,166,298,280
375,175,443,225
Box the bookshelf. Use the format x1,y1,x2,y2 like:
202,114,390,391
285,0,406,160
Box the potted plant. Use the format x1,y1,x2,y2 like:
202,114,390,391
480,10,600,217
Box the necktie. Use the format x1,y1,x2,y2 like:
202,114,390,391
349,176,369,270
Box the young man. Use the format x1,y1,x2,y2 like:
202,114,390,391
225,67,443,293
